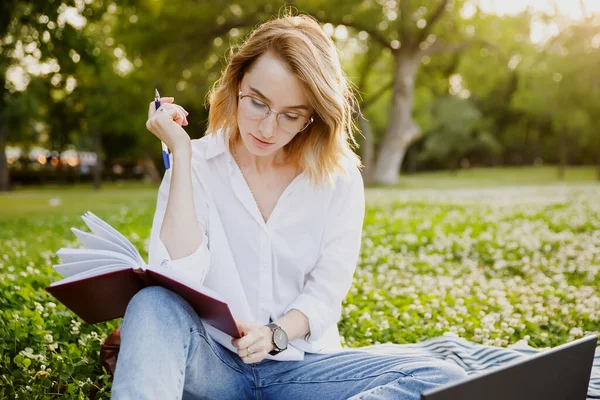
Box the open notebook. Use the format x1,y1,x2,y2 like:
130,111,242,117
45,211,241,338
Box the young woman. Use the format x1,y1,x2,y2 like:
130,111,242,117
111,13,467,399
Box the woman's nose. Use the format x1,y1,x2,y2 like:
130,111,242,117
258,112,278,138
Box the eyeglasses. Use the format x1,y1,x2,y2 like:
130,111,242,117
238,90,314,134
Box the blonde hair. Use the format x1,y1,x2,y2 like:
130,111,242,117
206,11,362,187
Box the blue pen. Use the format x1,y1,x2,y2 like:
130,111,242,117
154,88,170,170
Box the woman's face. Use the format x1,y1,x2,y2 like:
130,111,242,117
237,51,312,157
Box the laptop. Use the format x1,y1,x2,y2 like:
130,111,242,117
421,334,597,400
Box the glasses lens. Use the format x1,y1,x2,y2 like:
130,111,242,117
277,113,309,134
240,96,310,133
240,96,269,120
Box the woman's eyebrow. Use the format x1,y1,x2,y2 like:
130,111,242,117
248,85,309,111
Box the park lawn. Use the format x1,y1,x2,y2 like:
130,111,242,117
0,166,597,218
0,181,157,219
389,165,598,189
0,168,599,398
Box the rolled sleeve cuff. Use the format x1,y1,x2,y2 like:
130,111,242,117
156,233,211,285
285,293,325,342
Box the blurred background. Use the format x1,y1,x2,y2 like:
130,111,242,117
1,0,599,191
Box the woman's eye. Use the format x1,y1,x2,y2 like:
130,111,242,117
251,99,267,109
283,113,300,122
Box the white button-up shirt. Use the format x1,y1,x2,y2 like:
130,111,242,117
147,130,365,360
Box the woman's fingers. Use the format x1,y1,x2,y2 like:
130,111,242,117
148,102,189,125
173,109,186,126
236,320,259,337
172,105,189,126
171,105,189,125
149,97,173,109
230,323,270,364
151,104,186,125
174,105,189,117
241,348,264,364
232,325,262,350
147,97,180,117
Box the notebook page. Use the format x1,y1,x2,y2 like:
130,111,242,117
53,258,122,278
82,212,144,266
71,228,127,254
56,248,136,265
80,214,133,256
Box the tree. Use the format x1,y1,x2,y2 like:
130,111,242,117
511,13,600,178
0,0,113,191
419,96,500,170
301,0,495,184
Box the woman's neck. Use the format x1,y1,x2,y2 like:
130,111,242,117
233,138,292,175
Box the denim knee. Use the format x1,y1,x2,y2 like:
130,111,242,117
433,361,468,384
407,359,468,386
123,286,205,335
127,286,181,313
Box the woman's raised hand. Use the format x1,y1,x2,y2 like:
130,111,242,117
146,97,191,152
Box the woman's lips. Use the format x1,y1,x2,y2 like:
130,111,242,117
252,135,274,147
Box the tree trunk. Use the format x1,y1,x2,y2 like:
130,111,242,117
0,74,9,192
406,145,418,173
373,51,421,185
523,121,531,164
558,132,567,181
0,124,9,192
91,127,103,190
358,116,375,184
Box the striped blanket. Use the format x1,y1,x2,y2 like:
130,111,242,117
357,333,599,399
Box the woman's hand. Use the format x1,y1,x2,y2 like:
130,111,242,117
231,319,275,364
146,97,191,153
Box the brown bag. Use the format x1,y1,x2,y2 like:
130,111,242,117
99,326,121,378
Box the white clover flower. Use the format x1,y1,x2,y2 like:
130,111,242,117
569,327,584,337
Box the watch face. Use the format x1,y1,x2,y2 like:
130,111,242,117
273,328,288,350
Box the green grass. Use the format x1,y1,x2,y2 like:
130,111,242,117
0,168,599,398
1,167,596,219
383,166,598,190
0,181,157,218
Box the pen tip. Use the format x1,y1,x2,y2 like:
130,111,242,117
154,88,160,97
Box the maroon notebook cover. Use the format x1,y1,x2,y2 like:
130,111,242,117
45,268,241,338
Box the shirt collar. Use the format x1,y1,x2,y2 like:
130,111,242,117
205,129,231,161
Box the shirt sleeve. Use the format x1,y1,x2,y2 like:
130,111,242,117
284,166,365,342
147,155,211,287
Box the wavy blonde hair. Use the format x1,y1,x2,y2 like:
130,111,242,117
206,12,362,187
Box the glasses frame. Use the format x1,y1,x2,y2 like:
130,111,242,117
237,90,314,134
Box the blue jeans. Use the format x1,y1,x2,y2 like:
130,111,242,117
111,287,467,399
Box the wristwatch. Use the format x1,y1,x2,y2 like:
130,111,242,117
266,323,288,356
